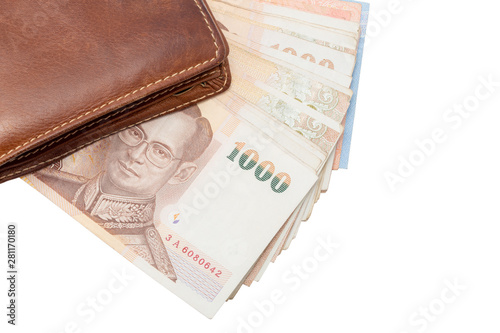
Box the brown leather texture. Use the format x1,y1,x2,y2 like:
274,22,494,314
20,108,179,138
0,0,231,184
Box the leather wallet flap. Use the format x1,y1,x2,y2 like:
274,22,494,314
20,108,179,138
0,0,228,168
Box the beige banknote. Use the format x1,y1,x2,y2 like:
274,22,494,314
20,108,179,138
24,97,318,318
227,35,353,116
213,13,355,85
211,2,358,54
209,0,360,38
226,40,352,157
214,0,362,23
229,72,343,157
228,34,353,91
210,0,359,51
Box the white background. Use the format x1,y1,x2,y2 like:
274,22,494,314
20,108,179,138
2,0,500,332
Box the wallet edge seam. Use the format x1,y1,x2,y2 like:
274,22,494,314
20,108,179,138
0,63,229,181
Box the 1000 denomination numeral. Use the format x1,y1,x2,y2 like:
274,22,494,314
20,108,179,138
227,142,291,193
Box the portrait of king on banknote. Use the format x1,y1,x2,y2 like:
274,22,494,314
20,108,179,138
34,106,213,283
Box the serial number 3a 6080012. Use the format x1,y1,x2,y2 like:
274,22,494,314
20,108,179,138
165,234,223,278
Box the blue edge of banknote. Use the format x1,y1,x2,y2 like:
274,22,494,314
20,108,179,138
339,0,369,169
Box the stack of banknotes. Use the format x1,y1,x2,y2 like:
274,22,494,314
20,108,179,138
23,0,368,318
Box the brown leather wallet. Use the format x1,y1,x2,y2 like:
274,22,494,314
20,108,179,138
0,0,230,184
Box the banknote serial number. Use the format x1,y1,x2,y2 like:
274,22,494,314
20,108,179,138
165,234,222,278
227,142,291,193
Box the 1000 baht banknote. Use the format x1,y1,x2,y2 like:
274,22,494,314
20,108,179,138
24,98,317,318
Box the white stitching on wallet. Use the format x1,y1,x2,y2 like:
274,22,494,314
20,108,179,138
0,0,221,162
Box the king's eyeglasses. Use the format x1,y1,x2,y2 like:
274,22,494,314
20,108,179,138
118,126,181,168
